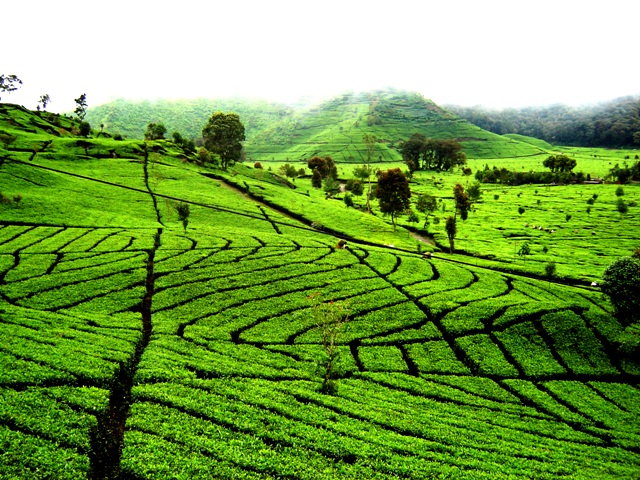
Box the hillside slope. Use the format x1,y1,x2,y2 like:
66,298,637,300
84,90,547,162
1,104,639,479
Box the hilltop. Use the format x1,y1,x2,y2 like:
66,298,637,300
85,89,547,163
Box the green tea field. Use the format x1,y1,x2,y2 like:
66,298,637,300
0,103,639,479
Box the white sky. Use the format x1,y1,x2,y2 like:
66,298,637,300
4,0,640,113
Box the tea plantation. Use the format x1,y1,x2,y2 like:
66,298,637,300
0,103,639,478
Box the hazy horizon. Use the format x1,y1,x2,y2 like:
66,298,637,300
5,0,640,113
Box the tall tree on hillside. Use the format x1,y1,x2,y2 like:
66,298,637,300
0,75,22,101
37,94,51,112
145,123,167,140
375,168,411,232
362,134,378,213
202,112,245,170
74,93,88,120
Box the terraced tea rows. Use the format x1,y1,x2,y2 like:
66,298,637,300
1,224,638,478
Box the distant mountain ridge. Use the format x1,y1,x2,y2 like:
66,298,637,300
85,89,546,162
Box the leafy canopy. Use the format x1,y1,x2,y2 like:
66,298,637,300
202,112,245,169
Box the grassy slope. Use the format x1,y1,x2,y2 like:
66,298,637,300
1,104,639,479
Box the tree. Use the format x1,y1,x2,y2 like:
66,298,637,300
415,193,437,231
278,163,298,181
453,183,471,220
445,215,457,253
74,93,88,120
311,169,322,189
617,198,628,216
202,112,245,170
601,256,640,326
401,136,467,171
307,156,337,180
145,123,167,140
545,261,557,279
79,121,91,137
375,168,411,231
467,181,482,202
176,203,190,233
362,134,378,213
37,94,51,111
308,294,350,395
0,75,22,101
518,242,531,262
543,154,577,173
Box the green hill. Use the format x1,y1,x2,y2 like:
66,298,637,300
1,103,639,479
85,90,547,162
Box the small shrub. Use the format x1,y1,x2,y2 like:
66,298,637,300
565,214,572,222
494,194,499,200
518,207,525,215
545,261,556,279
615,186,624,196
253,162,263,169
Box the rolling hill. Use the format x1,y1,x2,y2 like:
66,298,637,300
85,89,548,163
1,103,639,479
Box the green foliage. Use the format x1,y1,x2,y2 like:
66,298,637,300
0,74,22,100
543,154,577,173
602,256,640,326
73,93,88,120
400,134,467,171
445,215,456,253
145,122,167,140
545,261,557,279
617,198,628,216
175,202,190,233
467,181,482,202
616,186,625,196
375,168,411,231
78,121,91,137
449,96,640,148
202,111,245,170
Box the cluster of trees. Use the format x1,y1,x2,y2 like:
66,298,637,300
542,154,577,173
447,96,640,148
475,165,588,186
307,156,338,189
608,161,640,183
399,134,467,172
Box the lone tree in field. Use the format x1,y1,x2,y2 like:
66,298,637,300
74,93,88,120
445,183,472,253
445,216,457,254
202,112,245,170
176,203,190,233
601,256,640,327
308,293,350,395
375,168,411,231
415,193,437,232
0,74,22,101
